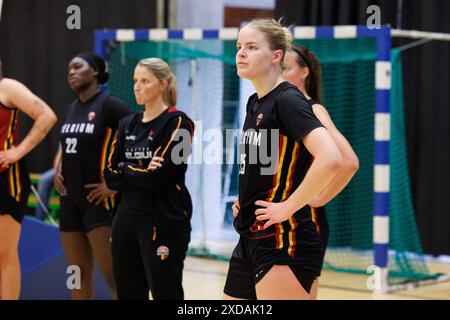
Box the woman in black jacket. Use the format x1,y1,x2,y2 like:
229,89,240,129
105,58,194,300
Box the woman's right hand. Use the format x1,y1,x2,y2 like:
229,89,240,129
0,146,24,169
54,164,67,196
231,199,240,218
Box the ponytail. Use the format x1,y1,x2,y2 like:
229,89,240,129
163,74,177,107
290,44,323,104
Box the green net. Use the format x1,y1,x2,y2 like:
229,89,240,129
105,37,435,283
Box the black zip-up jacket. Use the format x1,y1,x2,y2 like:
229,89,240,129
104,107,194,233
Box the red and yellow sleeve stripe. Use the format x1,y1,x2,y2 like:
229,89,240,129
311,207,320,233
8,161,22,202
287,216,299,257
99,128,116,210
275,223,285,250
266,134,288,202
268,137,301,252
161,116,182,157
4,109,18,151
5,109,22,201
281,141,300,201
106,131,119,174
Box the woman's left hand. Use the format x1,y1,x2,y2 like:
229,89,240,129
147,146,164,171
254,200,294,229
147,156,164,171
85,181,117,205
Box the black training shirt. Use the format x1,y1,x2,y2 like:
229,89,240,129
236,81,324,238
60,91,131,207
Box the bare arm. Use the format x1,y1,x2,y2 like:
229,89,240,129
308,104,359,207
52,146,62,170
0,78,57,167
255,127,343,229
53,144,67,196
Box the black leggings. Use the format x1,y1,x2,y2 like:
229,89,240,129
111,209,190,300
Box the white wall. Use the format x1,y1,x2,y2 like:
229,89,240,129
175,0,275,29
223,0,274,9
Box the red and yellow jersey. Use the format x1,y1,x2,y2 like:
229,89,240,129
0,86,20,173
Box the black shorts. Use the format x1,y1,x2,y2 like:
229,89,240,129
315,206,329,275
59,196,113,232
0,161,31,224
224,220,323,299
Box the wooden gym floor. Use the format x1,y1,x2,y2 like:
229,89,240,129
182,256,450,300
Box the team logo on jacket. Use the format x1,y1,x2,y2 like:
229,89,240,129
88,112,96,122
156,246,169,260
148,130,155,141
256,113,264,126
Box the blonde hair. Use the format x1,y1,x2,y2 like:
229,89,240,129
137,58,177,107
245,18,293,69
